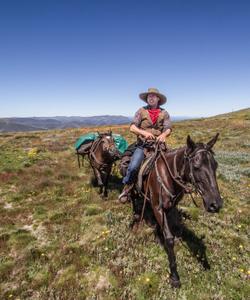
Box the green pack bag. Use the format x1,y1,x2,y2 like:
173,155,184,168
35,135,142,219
74,133,99,150
74,132,128,154
112,134,128,154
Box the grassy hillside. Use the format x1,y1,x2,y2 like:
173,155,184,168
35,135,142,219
0,108,249,300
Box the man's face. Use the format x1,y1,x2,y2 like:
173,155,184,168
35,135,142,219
147,93,160,107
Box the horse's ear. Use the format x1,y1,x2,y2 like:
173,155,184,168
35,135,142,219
109,129,112,136
207,133,219,150
186,135,196,152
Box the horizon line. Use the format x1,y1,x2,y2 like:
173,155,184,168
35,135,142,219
0,106,249,120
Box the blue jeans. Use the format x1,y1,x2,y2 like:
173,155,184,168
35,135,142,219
122,147,145,184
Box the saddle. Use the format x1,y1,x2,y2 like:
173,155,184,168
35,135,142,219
137,142,168,191
119,140,169,190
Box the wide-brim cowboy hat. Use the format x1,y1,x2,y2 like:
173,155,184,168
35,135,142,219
139,88,167,105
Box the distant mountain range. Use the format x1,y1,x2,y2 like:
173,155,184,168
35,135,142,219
0,115,192,133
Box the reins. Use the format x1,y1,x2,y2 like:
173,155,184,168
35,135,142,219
139,142,159,223
160,149,193,193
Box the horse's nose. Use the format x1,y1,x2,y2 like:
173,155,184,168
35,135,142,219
208,202,219,212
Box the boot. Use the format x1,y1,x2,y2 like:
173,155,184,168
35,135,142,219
118,184,134,204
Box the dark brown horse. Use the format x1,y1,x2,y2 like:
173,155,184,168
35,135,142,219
81,131,121,197
126,133,222,287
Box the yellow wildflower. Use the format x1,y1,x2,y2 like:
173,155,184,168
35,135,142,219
28,148,38,158
239,244,243,249
145,277,150,282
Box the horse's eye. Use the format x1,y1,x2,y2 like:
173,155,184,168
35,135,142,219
193,163,200,169
193,156,201,169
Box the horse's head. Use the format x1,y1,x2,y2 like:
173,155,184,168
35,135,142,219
185,133,223,213
98,131,121,160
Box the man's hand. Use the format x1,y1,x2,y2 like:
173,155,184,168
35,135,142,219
144,131,155,140
156,129,171,143
130,124,158,140
156,133,166,143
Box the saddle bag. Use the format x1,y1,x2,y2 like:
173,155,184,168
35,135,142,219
76,141,93,155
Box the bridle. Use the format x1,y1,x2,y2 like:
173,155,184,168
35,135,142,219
183,147,213,195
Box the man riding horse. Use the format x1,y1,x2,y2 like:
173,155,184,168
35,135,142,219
119,88,172,203
119,89,223,287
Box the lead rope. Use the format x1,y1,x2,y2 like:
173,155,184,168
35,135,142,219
140,170,151,224
189,192,199,207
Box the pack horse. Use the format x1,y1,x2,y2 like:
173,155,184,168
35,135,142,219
75,131,126,197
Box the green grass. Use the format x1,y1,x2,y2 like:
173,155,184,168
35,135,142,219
0,108,249,299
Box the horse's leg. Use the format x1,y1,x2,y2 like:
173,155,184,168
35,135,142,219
152,205,180,288
91,166,102,186
155,223,165,246
103,167,111,198
163,211,180,288
93,167,103,193
129,192,142,231
168,206,183,238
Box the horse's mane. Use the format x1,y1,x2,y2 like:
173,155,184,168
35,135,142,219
167,142,213,156
167,145,186,154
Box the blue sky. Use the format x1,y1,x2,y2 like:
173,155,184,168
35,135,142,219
0,0,249,117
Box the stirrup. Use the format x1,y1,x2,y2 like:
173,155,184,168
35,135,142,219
118,185,133,203
119,195,130,204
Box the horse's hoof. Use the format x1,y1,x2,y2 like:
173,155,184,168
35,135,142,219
130,222,139,232
169,276,181,288
118,195,129,204
133,214,141,221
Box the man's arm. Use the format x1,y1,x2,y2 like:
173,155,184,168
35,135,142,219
156,111,172,142
130,124,155,139
129,108,155,139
